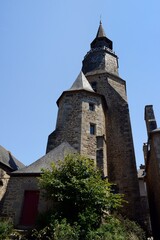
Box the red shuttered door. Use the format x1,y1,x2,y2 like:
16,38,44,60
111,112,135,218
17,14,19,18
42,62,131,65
20,190,39,226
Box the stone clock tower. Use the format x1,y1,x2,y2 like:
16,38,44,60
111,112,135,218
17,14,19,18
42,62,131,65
46,22,142,222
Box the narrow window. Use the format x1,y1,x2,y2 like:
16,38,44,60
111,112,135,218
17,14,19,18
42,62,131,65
89,103,95,111
91,82,97,92
0,180,3,187
90,123,96,135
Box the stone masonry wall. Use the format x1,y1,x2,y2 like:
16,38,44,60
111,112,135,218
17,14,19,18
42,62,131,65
146,131,160,238
0,166,10,203
1,175,50,226
86,72,141,222
47,92,83,152
46,90,107,176
80,95,107,176
82,49,118,76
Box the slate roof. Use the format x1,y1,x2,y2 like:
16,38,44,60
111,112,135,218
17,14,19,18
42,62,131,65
13,142,76,174
91,21,113,51
96,20,106,38
69,71,94,92
0,145,25,171
57,71,96,106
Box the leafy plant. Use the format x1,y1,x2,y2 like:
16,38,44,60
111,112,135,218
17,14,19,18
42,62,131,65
31,218,79,240
33,154,145,240
0,219,13,240
39,154,123,225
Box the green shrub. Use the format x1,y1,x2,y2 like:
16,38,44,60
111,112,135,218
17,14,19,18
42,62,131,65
0,219,13,240
32,155,146,240
85,216,145,240
53,219,79,240
122,218,146,240
32,218,79,240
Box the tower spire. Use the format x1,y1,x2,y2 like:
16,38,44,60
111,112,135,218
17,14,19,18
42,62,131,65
90,21,113,50
96,20,106,38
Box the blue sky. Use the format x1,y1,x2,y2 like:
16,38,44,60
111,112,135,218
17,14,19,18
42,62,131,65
0,0,160,168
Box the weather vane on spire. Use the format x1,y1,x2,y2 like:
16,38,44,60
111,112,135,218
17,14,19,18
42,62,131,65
100,14,102,24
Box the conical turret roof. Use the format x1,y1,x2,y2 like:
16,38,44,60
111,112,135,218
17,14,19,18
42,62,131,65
96,20,106,38
91,21,113,50
57,71,95,106
69,71,94,92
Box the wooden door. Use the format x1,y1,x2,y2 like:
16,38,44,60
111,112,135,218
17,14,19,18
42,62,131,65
20,190,39,226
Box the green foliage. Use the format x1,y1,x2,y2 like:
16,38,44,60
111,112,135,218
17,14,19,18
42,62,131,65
31,215,145,240
0,219,13,240
39,154,123,224
35,154,145,240
53,219,79,240
32,218,79,240
85,216,146,240
121,218,146,240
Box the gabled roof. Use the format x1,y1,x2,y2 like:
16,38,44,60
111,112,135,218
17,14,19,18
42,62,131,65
69,71,94,92
0,145,25,171
13,142,77,174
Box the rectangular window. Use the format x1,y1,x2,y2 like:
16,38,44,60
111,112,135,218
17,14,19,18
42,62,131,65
89,103,95,111
90,123,96,135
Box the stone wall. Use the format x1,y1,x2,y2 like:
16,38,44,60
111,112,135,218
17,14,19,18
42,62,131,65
82,48,119,76
1,175,50,226
46,90,107,176
0,166,10,203
146,131,160,239
86,71,141,222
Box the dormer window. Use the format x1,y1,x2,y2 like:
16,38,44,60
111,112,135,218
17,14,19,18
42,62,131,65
89,103,95,111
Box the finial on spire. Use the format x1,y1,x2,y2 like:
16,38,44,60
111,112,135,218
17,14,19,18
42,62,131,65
91,20,113,50
96,19,106,38
100,14,102,24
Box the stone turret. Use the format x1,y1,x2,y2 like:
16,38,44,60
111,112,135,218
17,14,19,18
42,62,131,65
46,22,142,222
46,71,107,176
82,22,141,222
82,21,118,76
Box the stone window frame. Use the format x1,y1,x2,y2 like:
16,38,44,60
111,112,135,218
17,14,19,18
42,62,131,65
90,123,96,135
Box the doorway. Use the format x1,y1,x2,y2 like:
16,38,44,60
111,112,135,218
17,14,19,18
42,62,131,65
20,190,39,226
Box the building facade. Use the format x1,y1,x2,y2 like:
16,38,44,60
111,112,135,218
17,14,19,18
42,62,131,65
144,105,160,239
47,22,142,222
0,145,24,210
1,22,143,227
